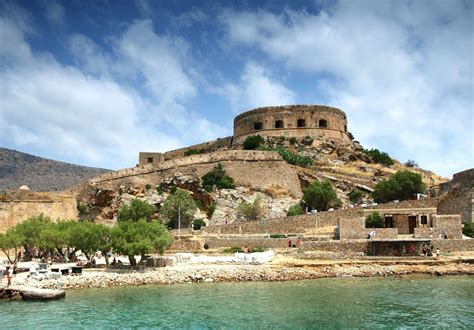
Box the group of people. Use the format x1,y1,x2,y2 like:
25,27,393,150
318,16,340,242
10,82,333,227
421,243,441,259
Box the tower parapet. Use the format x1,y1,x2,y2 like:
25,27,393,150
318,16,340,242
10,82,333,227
233,105,350,144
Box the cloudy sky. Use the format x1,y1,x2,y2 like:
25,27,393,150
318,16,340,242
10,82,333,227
0,0,472,177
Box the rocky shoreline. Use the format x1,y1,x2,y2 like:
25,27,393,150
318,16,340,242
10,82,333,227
12,262,474,290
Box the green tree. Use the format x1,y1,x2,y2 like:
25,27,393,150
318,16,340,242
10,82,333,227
201,163,235,192
287,204,305,216
0,229,23,263
243,135,265,150
363,148,394,166
302,180,342,211
70,221,112,262
365,212,384,228
237,196,266,221
349,189,365,204
117,199,157,222
161,190,197,229
372,170,425,203
14,214,51,255
112,220,173,266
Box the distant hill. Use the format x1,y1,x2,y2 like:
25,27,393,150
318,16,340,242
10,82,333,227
0,147,111,191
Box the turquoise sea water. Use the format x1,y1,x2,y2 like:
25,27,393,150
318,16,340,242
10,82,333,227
1,276,473,329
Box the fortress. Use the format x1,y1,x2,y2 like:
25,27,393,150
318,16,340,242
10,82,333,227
139,105,351,165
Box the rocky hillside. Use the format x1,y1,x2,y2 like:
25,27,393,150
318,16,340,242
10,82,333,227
75,134,447,226
0,147,111,191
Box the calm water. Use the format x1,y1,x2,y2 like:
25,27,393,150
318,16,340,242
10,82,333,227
1,276,473,329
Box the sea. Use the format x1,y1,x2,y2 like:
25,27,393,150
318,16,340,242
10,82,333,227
1,276,473,328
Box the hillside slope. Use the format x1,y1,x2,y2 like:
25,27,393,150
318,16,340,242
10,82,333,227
0,147,111,191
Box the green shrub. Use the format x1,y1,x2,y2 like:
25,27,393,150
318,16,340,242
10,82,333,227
156,183,164,195
289,137,297,145
270,234,287,238
237,196,266,221
223,246,244,253
78,203,88,216
363,148,394,166
365,212,384,228
251,246,265,252
184,149,205,156
145,184,152,190
348,189,364,204
278,136,286,142
259,145,312,167
193,219,206,230
207,202,216,218
372,170,425,203
348,132,354,140
243,135,265,150
202,163,235,192
287,204,305,216
463,221,474,238
303,180,342,211
170,186,177,194
301,136,314,146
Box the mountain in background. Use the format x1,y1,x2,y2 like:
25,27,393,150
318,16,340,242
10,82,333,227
0,147,111,191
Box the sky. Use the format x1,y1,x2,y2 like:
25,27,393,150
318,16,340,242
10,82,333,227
0,0,472,178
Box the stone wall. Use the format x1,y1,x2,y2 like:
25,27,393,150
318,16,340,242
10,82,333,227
138,152,164,166
196,208,362,235
0,191,78,232
162,137,233,161
89,150,303,200
233,105,350,144
437,168,474,222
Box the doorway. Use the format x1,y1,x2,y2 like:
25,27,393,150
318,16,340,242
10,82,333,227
408,216,417,234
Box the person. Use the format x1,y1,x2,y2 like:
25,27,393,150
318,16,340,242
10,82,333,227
29,263,37,277
369,228,376,240
7,266,13,286
111,258,117,266
429,227,433,238
435,248,441,259
402,245,406,256
443,228,448,239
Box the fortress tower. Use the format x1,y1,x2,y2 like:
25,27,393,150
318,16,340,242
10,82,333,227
233,105,350,144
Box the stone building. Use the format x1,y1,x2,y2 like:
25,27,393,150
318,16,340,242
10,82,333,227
437,168,474,223
233,104,351,144
139,104,351,165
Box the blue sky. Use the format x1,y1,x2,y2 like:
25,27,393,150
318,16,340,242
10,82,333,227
0,0,472,178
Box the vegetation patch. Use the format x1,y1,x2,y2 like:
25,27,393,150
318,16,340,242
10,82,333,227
243,135,265,150
302,180,342,211
202,163,235,192
363,148,394,166
372,170,425,203
184,149,205,156
365,211,384,228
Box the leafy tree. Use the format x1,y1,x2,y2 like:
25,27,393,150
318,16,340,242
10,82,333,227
289,137,297,145
365,212,384,228
69,221,112,262
237,196,266,221
243,135,265,150
145,184,152,190
372,170,425,203
39,220,76,257
112,220,173,266
14,214,51,254
302,180,342,211
462,221,474,238
161,190,197,229
287,204,305,216
117,199,157,222
349,189,365,204
0,229,23,263
363,148,394,166
201,163,235,192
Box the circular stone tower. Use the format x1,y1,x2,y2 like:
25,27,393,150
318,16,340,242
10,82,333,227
233,105,350,144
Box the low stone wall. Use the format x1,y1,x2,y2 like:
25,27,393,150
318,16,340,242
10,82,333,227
163,137,233,160
199,208,362,235
338,216,366,239
432,239,474,252
204,237,290,249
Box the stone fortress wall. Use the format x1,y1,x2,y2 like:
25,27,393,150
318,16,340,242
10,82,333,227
233,105,351,144
0,191,77,233
437,168,474,223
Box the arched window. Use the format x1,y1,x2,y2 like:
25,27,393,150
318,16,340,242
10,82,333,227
318,119,328,128
275,120,284,128
254,122,263,130
297,119,306,128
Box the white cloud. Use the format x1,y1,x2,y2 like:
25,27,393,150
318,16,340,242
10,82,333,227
0,16,227,169
220,1,473,176
220,62,296,113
